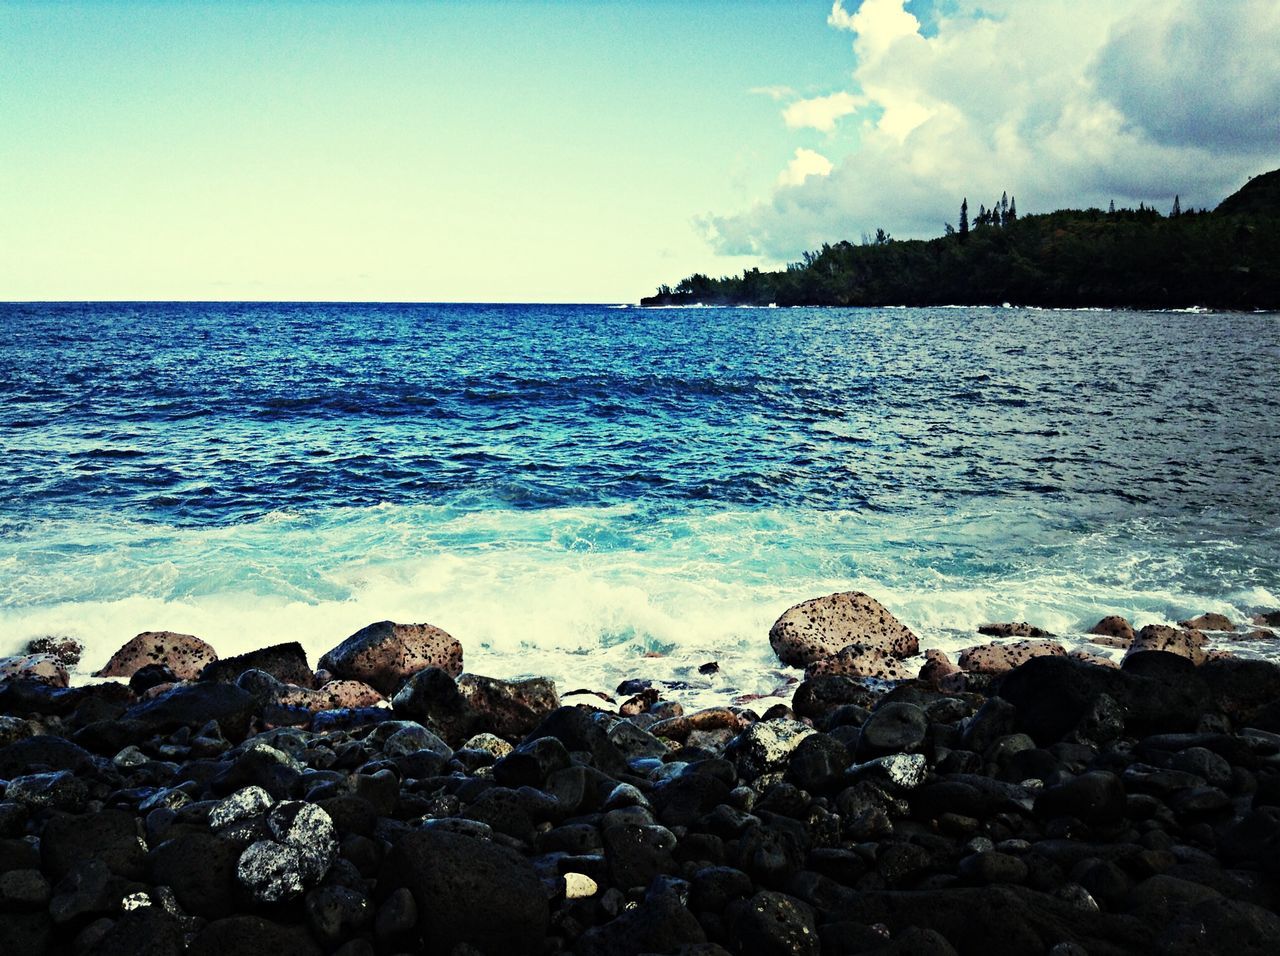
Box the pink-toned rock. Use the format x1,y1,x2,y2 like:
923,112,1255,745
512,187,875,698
1125,625,1207,666
277,679,384,713
978,622,1055,638
25,636,84,668
805,643,914,681
957,639,1066,675
1068,649,1119,669
0,653,70,688
1252,611,1280,627
938,671,968,694
141,681,181,700
1088,616,1135,644
918,649,959,689
1178,613,1235,632
94,631,217,681
456,674,558,740
769,592,918,668
650,707,753,743
319,621,462,695
1088,635,1131,650
1240,629,1276,641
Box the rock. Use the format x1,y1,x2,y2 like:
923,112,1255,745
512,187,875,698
1253,611,1280,627
978,622,1056,638
791,676,877,723
188,915,323,956
200,642,315,687
728,890,820,956
236,802,337,903
5,770,88,811
124,682,256,741
1178,613,1235,632
129,663,178,694
576,881,706,956
25,635,84,667
0,653,69,687
727,719,815,781
42,809,147,880
1089,616,1135,643
1035,771,1126,825
456,673,559,740
0,868,50,906
603,823,679,889
804,643,914,681
150,832,240,918
769,592,918,668
858,702,928,758
84,905,184,956
1126,625,1206,666
958,639,1066,674
387,828,549,954
94,631,217,681
305,885,371,946
277,680,383,713
319,620,462,695
918,649,960,688
391,667,482,746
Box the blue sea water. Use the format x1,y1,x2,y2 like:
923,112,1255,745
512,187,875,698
2,302,1278,706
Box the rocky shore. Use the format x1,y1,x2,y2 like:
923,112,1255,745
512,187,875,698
3,594,1280,955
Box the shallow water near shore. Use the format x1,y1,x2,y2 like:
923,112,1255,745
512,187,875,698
2,302,1278,707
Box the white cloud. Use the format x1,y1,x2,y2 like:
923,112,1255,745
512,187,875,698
749,85,796,102
782,91,862,132
709,0,1280,260
777,148,834,187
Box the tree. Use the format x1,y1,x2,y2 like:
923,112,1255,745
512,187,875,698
1007,196,1018,223
959,198,969,240
1109,199,1116,214
1171,194,1181,217
1000,191,1010,226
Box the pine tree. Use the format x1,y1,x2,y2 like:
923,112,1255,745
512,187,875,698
1000,191,1009,226
1109,199,1116,215
959,198,969,240
1007,196,1017,223
978,204,988,227
1171,194,1181,217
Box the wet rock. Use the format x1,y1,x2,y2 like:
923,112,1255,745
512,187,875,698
769,592,918,668
849,753,929,790
791,675,877,723
727,719,815,781
785,733,850,792
457,673,560,740
200,642,315,687
528,706,629,776
387,828,549,954
979,622,1056,638
958,639,1066,675
0,653,70,688
918,649,960,688
1126,625,1207,665
95,631,218,681
650,707,752,744
391,667,482,746
1179,613,1234,632
129,663,179,694
319,620,462,695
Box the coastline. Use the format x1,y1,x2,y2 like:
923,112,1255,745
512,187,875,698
3,598,1280,954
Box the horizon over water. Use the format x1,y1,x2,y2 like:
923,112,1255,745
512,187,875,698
2,301,1278,707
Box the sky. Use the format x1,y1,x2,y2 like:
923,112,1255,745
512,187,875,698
2,0,1278,303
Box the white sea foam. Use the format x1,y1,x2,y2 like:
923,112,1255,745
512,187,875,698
2,500,1275,709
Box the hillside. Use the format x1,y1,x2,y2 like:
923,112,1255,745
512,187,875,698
643,171,1280,310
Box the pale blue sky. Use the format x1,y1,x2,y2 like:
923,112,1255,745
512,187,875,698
3,1,1277,301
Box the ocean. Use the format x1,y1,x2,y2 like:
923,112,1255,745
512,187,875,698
2,301,1278,708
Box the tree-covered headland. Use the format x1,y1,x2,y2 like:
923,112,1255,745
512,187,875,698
642,169,1280,309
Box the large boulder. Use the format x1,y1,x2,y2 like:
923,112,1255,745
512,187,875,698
94,631,217,681
457,674,559,740
1089,615,1136,645
386,829,549,955
804,643,914,681
123,682,257,740
978,622,1055,638
769,592,918,668
1126,625,1206,666
958,639,1065,675
1179,613,1235,632
0,654,69,688
319,621,462,695
200,642,315,687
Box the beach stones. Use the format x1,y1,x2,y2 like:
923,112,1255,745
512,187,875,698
94,630,218,681
805,643,914,681
456,673,559,740
124,682,257,740
236,802,337,903
978,622,1055,638
769,592,918,668
1089,615,1135,643
319,621,462,695
1179,613,1235,632
727,718,815,780
957,639,1066,674
25,636,84,668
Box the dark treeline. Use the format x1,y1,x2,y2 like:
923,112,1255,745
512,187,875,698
642,169,1280,310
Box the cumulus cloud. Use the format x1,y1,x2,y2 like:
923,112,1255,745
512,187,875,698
707,0,1280,260
783,91,863,132
777,148,835,187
